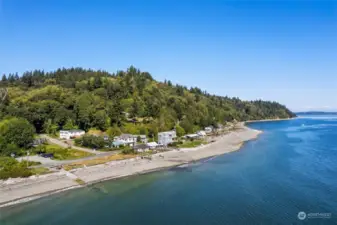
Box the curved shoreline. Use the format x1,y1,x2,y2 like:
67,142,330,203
0,125,262,208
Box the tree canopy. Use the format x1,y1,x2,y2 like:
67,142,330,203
0,66,295,140
0,117,36,156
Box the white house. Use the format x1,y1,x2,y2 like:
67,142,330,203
114,134,137,146
138,135,148,143
158,130,176,146
204,126,213,134
60,130,85,140
197,131,207,137
147,142,158,149
134,144,149,153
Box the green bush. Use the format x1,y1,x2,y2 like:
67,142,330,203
0,157,33,179
0,117,35,149
0,166,33,179
75,135,106,149
121,148,135,155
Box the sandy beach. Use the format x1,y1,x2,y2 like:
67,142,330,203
0,124,261,208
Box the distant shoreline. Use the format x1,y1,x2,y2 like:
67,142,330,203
0,125,261,208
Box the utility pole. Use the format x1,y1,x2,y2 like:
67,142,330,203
26,151,30,167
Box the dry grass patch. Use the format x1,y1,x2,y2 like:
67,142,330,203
63,154,136,171
74,178,86,185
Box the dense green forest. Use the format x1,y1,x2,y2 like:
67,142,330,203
0,66,295,139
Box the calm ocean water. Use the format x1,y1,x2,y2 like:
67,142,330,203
1,116,337,225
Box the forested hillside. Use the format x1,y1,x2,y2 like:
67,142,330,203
0,66,295,136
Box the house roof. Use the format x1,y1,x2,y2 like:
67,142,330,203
186,134,199,138
158,130,176,135
119,134,134,139
112,140,127,145
61,129,84,133
147,142,158,147
71,129,85,133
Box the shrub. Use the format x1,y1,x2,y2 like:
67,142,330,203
121,148,135,155
76,135,106,149
0,117,35,149
0,157,33,179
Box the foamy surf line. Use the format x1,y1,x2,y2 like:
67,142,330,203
0,186,81,208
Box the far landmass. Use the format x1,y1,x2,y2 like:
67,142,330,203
296,111,337,115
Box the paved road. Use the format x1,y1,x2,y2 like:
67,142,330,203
40,134,103,154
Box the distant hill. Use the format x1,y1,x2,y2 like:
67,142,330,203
0,66,296,134
296,111,337,115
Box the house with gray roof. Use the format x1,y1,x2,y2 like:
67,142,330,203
158,130,176,146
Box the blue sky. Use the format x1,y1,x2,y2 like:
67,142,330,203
0,0,336,112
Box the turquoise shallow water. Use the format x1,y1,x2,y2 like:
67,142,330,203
1,116,337,225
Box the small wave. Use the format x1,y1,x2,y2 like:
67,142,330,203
283,123,337,132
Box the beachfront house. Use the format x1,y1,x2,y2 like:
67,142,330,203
197,131,207,137
204,126,213,134
147,142,158,149
138,135,148,143
60,129,85,140
111,140,127,148
158,130,177,146
184,134,200,140
114,134,137,146
134,144,150,153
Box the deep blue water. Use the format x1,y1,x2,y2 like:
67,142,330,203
1,116,337,225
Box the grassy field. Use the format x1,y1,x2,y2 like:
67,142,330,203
63,154,136,170
37,144,94,160
177,140,207,148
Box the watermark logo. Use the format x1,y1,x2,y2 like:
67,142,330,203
298,211,307,220
298,211,332,220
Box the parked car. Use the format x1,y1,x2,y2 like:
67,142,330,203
40,153,54,158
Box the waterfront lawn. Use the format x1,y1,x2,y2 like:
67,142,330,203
177,140,207,148
35,144,93,160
